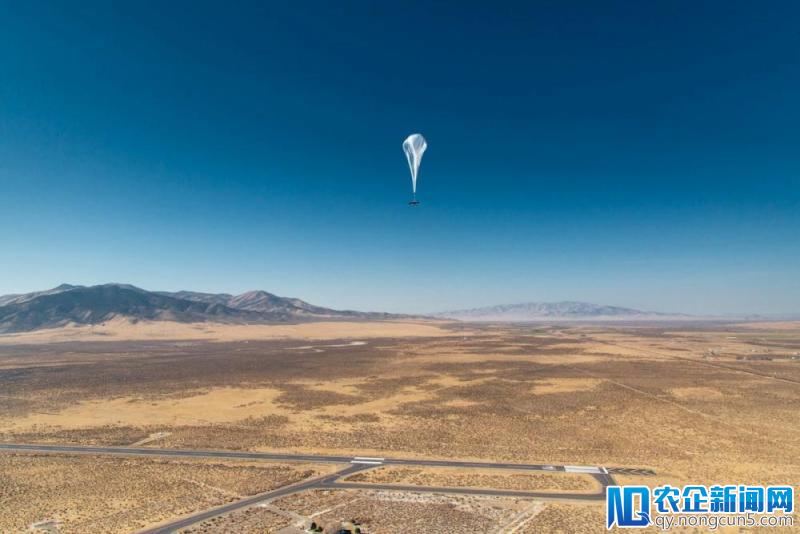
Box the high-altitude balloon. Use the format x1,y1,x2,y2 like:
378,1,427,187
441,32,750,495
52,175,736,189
403,133,427,205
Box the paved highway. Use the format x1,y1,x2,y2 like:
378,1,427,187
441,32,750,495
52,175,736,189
0,442,356,464
0,443,608,474
138,463,371,534
0,443,617,533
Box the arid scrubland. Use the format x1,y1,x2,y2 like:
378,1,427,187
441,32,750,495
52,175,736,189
0,453,327,533
1,320,799,531
343,466,597,492
270,489,526,534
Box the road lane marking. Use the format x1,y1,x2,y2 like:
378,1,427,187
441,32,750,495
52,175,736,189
564,465,603,474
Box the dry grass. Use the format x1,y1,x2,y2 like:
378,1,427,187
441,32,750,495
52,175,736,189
180,506,291,533
521,503,607,533
1,320,798,531
272,489,528,534
0,317,453,344
0,452,327,533
344,466,597,492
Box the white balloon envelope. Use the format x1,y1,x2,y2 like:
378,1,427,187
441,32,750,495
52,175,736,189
402,133,427,205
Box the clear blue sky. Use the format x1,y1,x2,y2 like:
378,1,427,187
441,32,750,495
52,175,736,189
1,1,798,315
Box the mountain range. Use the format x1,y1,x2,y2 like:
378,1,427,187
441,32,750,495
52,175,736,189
0,285,740,334
434,301,689,321
0,284,395,334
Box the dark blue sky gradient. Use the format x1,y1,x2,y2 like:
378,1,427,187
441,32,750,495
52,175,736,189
1,1,798,313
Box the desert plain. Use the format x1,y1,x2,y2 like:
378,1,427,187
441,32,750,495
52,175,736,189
1,319,798,532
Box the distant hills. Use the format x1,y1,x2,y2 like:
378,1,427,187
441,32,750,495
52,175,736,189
434,301,690,322
0,286,770,334
0,284,397,334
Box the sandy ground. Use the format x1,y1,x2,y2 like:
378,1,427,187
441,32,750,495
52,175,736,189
3,387,286,431
2,321,798,532
270,489,532,534
734,321,800,330
0,453,334,533
344,465,599,493
0,317,455,344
